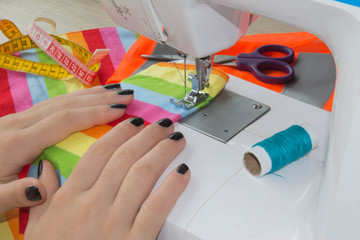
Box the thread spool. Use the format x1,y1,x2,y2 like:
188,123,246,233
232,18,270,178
243,123,319,177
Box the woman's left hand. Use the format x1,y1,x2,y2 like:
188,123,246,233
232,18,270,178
0,83,133,214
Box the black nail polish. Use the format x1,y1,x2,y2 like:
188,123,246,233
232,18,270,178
176,163,189,175
156,118,173,128
104,83,121,90
117,89,134,95
37,160,43,178
168,131,184,141
129,117,144,127
25,185,42,201
110,103,127,109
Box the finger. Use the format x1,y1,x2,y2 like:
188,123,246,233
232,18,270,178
0,84,119,128
113,131,186,225
91,118,175,202
4,84,133,129
27,160,60,229
130,163,191,240
0,176,46,215
32,83,122,110
65,117,145,191
13,104,128,165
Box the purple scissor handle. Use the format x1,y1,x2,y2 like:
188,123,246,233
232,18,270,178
235,44,295,84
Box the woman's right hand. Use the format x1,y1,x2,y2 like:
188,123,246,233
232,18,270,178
25,117,190,240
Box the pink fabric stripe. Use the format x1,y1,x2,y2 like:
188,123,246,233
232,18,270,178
7,55,33,112
126,99,182,123
99,28,126,69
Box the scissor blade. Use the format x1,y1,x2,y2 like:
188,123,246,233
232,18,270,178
213,55,237,64
214,61,237,66
141,54,190,61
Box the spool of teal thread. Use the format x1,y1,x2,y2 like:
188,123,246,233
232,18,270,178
243,123,319,177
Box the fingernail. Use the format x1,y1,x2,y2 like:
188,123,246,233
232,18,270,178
117,89,134,95
110,103,127,109
25,185,42,201
176,163,189,175
37,160,43,178
104,83,121,90
156,118,173,128
168,131,184,141
129,117,144,127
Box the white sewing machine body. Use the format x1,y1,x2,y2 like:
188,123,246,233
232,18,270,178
101,0,360,239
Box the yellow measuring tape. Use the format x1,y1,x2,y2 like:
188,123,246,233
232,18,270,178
0,18,108,85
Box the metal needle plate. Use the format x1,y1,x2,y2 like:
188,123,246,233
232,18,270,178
181,89,270,143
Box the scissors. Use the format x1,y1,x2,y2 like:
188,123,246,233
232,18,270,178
214,44,295,84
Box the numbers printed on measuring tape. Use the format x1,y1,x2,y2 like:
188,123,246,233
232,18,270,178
0,18,110,85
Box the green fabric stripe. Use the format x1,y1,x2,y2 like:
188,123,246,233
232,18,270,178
196,95,214,109
36,49,68,98
123,74,214,109
123,74,191,99
40,145,80,179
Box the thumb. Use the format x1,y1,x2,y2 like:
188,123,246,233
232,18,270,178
27,160,60,226
0,176,46,215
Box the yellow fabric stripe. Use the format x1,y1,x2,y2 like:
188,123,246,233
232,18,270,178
138,63,228,98
56,132,96,157
0,214,15,240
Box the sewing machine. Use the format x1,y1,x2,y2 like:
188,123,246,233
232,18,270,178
101,0,360,239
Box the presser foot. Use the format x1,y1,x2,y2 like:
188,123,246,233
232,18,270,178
170,90,209,109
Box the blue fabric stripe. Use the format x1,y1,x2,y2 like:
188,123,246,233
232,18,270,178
334,0,360,7
116,27,137,52
121,82,197,118
28,164,67,186
20,49,50,105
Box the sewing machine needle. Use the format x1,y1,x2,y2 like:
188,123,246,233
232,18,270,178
184,56,187,96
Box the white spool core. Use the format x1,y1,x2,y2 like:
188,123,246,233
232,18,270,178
243,145,272,177
299,123,319,149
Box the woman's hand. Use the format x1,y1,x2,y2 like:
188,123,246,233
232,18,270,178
25,117,190,240
0,83,133,214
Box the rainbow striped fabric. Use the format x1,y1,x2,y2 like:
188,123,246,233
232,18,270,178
0,26,137,118
0,26,137,240
121,62,229,123
0,24,229,240
28,62,229,184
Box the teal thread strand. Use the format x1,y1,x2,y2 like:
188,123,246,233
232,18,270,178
254,125,312,174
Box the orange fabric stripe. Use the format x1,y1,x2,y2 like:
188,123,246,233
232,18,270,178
81,125,113,139
106,36,157,84
5,208,19,239
323,88,335,112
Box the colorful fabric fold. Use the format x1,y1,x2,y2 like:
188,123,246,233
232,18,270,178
0,26,138,118
0,26,137,240
1,30,333,240
29,61,229,185
122,62,229,122
107,32,334,111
